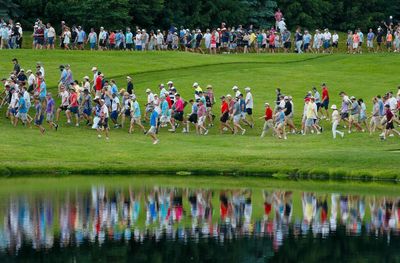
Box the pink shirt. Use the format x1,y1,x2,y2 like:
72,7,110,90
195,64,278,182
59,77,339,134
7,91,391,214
175,98,184,112
198,104,206,117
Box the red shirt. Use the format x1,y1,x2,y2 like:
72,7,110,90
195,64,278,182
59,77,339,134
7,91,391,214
386,108,393,121
265,107,273,121
109,33,116,44
322,87,329,101
166,96,172,108
221,101,228,114
95,76,102,91
69,92,78,107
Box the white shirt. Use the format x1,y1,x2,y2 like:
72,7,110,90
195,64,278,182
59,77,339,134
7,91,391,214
235,90,241,98
332,110,340,122
23,91,30,105
204,33,211,43
111,97,120,111
101,104,109,118
47,27,56,38
60,90,70,106
245,92,253,109
28,73,35,86
389,97,397,110
10,92,19,108
323,32,331,41
332,34,339,42
147,93,155,104
156,33,164,44
135,33,142,45
84,81,91,92
39,66,45,77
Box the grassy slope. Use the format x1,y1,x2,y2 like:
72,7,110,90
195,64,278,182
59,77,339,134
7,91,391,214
0,50,399,179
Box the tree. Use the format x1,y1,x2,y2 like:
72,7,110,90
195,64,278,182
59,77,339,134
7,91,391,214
244,0,278,28
0,0,22,21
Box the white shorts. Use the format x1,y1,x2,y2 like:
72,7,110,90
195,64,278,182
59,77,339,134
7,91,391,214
131,116,141,123
367,40,373,48
160,115,170,123
198,116,206,126
16,112,27,121
353,43,359,49
233,115,241,123
147,126,156,134
92,116,100,129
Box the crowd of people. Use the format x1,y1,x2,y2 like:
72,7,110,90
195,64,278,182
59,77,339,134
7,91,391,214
1,11,400,53
1,185,399,254
1,59,400,143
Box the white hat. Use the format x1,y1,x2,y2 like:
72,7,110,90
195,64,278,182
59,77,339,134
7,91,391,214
126,76,132,80
83,76,89,80
91,67,97,71
284,96,289,100
130,94,136,100
331,105,337,110
265,102,270,106
167,81,173,85
226,94,232,98
146,88,151,93
245,87,251,92
232,86,238,90
193,82,199,87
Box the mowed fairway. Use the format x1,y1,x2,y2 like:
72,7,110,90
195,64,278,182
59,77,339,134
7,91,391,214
0,50,399,179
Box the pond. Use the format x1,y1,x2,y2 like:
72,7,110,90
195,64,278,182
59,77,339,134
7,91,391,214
0,176,399,262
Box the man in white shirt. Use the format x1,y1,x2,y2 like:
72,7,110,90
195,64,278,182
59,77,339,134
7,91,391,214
97,99,110,140
332,31,339,52
245,87,254,127
46,23,56,49
156,30,164,50
323,28,332,53
203,29,212,50
56,85,70,122
145,88,155,121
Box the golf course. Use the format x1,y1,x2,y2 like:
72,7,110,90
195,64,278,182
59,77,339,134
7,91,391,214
0,50,399,179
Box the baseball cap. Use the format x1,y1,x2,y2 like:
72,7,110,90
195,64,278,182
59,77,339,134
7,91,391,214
145,88,151,93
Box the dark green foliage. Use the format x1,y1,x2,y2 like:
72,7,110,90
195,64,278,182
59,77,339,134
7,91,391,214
4,0,400,31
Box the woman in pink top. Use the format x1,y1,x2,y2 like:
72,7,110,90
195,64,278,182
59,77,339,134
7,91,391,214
210,30,217,54
66,87,80,126
197,100,209,135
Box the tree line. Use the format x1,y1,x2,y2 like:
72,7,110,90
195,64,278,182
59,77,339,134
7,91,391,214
0,0,398,32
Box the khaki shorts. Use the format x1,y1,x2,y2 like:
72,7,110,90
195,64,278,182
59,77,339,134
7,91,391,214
263,120,273,131
349,114,359,122
370,116,381,126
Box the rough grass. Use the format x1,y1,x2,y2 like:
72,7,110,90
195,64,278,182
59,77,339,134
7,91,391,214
0,50,399,179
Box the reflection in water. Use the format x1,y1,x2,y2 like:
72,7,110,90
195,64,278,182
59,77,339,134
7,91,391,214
0,186,400,261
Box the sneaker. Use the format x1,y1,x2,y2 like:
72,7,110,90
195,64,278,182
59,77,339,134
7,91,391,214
379,132,385,137
317,131,321,135
143,130,147,134
241,129,246,135
98,134,102,139
284,136,287,140
76,123,79,127
106,137,109,140
55,124,59,131
223,127,228,131
182,128,188,133
389,134,394,137
153,139,159,145
348,130,351,134
168,129,176,133
204,129,209,135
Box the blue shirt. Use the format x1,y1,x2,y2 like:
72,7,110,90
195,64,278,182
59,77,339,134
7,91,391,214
77,31,86,42
111,84,118,95
39,82,47,98
133,101,141,117
161,100,169,115
19,97,27,113
150,110,158,126
126,32,133,44
278,111,285,123
367,32,375,41
304,34,311,44
378,100,384,116
192,103,198,114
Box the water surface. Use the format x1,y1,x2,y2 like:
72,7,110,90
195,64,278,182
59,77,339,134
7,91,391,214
0,176,399,262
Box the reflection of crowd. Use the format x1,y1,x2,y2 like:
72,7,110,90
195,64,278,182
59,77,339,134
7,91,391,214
0,186,400,254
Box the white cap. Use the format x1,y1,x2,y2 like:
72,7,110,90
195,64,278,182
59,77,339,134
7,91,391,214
245,87,251,92
331,104,337,110
284,96,289,100
167,81,173,85
146,88,151,93
126,76,132,80
130,94,136,100
83,76,89,80
91,67,97,71
226,94,232,98
193,82,198,87
232,86,238,90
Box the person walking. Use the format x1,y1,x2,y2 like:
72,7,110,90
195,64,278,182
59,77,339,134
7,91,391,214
331,105,344,139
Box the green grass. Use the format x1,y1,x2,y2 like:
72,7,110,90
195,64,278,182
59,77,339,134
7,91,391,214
0,50,399,179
